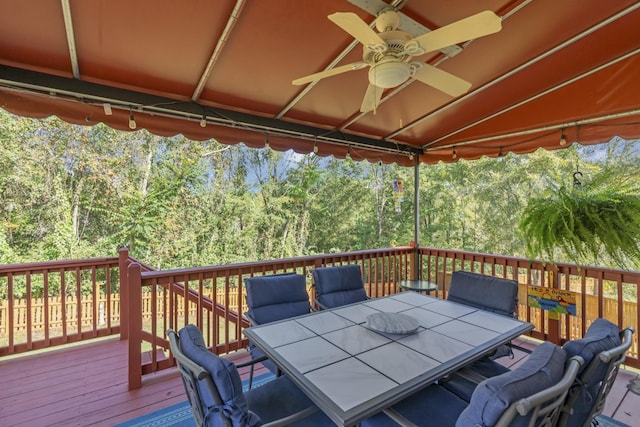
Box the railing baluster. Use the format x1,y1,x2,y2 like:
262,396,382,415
0,247,637,388
26,271,32,350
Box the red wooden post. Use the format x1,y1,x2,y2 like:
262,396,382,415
547,269,561,345
118,248,129,340
410,241,420,280
127,261,142,390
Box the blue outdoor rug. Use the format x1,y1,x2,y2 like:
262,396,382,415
113,372,276,427
115,372,630,427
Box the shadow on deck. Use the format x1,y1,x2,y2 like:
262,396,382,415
0,337,638,426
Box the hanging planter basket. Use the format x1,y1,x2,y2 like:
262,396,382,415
519,175,640,268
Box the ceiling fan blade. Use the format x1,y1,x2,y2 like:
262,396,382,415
360,83,384,113
413,64,472,97
408,10,501,54
328,12,386,49
292,62,368,85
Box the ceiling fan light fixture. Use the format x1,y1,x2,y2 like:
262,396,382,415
369,61,411,88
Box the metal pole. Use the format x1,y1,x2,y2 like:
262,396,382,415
413,155,420,279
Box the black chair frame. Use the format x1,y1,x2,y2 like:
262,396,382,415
168,328,319,427
557,327,635,427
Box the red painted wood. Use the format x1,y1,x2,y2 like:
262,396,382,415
0,338,270,427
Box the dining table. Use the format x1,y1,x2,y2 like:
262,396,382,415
243,291,533,426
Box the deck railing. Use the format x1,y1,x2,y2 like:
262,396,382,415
418,247,639,367
0,256,122,356
125,247,415,388
1,246,638,389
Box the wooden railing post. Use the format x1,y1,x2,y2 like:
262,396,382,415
547,269,561,345
118,247,129,340
410,241,419,280
127,262,142,390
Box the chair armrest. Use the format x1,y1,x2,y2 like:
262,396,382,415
454,367,490,384
382,408,419,427
600,328,634,363
494,356,584,427
262,405,320,427
508,342,533,354
235,354,269,368
314,297,329,311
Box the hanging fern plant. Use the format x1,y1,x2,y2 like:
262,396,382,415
519,169,640,268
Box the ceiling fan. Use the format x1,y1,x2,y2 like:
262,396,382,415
292,7,502,113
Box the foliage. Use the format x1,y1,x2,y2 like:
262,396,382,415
519,169,640,268
1,108,639,294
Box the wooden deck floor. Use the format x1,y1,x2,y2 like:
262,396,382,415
0,337,639,427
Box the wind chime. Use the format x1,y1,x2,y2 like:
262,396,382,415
393,180,404,213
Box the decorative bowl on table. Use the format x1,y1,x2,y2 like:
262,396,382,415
365,312,419,335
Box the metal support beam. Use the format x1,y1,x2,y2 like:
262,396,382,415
413,153,421,279
0,65,422,157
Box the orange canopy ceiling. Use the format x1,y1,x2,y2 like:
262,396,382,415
1,0,639,166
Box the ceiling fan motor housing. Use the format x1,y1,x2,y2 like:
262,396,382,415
369,61,411,88
365,29,414,88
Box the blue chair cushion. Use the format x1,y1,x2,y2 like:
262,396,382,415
245,274,311,325
391,384,469,426
179,325,260,427
312,265,368,308
448,271,518,317
456,342,567,427
245,375,334,426
563,317,621,369
561,318,622,427
441,356,511,402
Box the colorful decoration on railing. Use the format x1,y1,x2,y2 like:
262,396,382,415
393,180,404,213
527,286,577,316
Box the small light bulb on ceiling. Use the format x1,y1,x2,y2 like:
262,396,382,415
313,142,318,153
408,153,414,161
264,138,269,149
128,111,136,130
200,115,207,128
560,133,567,146
346,148,351,160
452,150,457,159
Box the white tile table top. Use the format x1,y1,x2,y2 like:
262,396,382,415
323,324,391,355
251,319,316,347
363,296,415,313
331,302,380,324
356,341,440,384
304,357,398,411
296,310,355,335
460,309,525,333
244,292,533,426
272,335,350,373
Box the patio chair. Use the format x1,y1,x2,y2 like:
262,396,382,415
311,264,368,310
168,325,334,427
447,270,522,359
447,270,519,317
557,319,635,427
386,342,583,427
244,273,312,386
443,317,634,424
